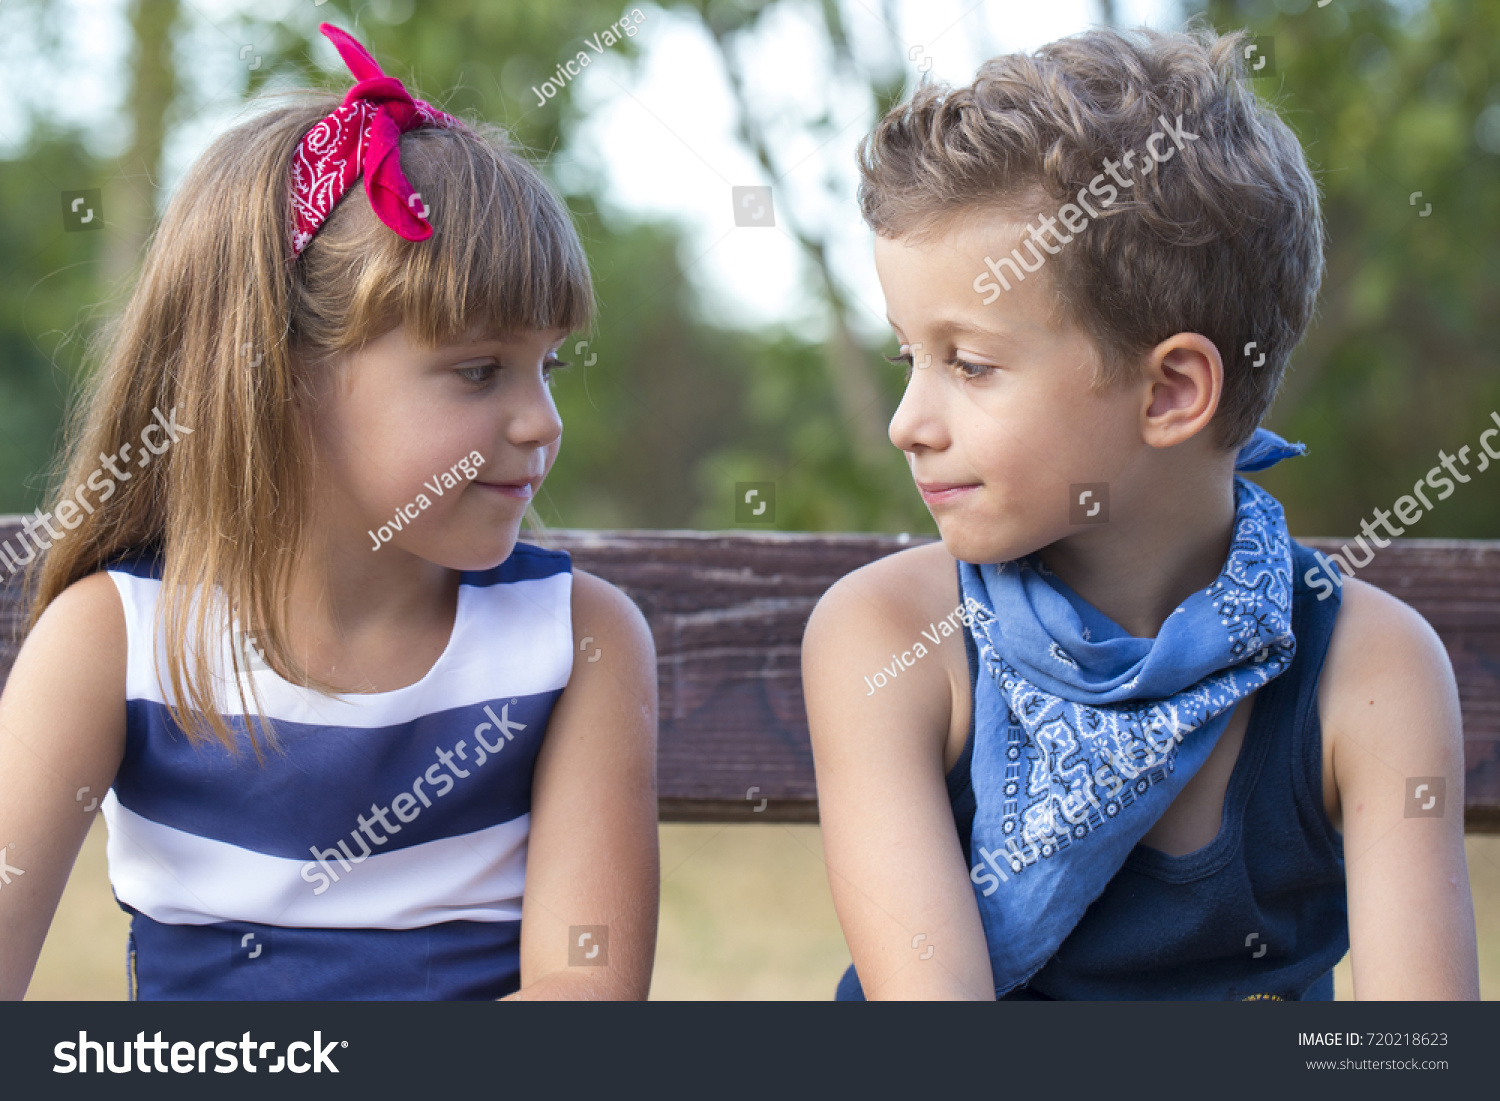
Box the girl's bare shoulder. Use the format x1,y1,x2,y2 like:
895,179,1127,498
14,570,127,677
0,569,128,766
567,566,653,655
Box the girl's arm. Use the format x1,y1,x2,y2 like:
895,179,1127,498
0,572,127,999
802,553,995,1000
1321,577,1481,999
503,567,658,1000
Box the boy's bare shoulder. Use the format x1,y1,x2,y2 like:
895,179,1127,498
1318,575,1461,799
806,539,960,643
1320,575,1456,705
803,540,974,763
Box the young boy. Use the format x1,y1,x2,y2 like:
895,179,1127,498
802,25,1480,1000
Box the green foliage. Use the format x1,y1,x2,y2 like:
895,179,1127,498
1197,0,1500,538
0,131,113,513
0,0,1494,543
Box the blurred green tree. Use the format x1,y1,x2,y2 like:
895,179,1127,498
1195,0,1500,539
1,0,1494,542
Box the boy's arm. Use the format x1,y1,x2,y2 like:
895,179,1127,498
803,562,994,1000
505,568,658,1000
1322,577,1481,999
0,572,127,999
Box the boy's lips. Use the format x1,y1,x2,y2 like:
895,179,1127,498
916,479,981,506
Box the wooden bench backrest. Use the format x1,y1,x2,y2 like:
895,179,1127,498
2,519,1496,830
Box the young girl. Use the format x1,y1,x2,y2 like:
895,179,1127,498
0,24,659,1001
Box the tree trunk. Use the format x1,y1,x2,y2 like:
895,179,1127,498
104,0,182,286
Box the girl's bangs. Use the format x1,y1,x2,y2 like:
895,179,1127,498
343,126,595,349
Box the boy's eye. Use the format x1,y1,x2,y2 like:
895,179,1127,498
883,350,992,380
543,355,571,380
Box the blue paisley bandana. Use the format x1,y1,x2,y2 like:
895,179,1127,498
956,426,1306,996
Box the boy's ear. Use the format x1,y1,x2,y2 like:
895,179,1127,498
1139,333,1223,450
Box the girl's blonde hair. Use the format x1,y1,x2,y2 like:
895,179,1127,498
24,90,595,753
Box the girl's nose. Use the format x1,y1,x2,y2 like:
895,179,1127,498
509,374,564,450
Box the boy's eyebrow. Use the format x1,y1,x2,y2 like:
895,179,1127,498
885,315,1011,341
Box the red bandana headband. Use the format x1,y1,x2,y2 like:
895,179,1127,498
288,23,463,260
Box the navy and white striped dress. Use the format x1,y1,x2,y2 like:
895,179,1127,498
100,542,573,1000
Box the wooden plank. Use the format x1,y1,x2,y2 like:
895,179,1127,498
541,529,916,824
2,518,1497,830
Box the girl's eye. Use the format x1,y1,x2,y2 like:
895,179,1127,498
883,350,993,381
458,363,498,384
457,356,572,385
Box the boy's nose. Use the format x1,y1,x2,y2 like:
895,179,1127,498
889,368,948,454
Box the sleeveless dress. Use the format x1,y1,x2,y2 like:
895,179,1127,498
837,539,1348,1000
100,542,573,1000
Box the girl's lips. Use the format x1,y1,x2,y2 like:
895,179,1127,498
475,479,536,500
917,481,980,506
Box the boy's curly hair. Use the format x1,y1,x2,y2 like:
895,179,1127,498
856,24,1323,450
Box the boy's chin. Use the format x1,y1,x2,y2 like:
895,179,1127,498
935,524,1040,568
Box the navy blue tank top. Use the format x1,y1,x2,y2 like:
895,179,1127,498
837,539,1348,1000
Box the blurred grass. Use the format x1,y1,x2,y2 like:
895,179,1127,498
26,819,1500,1000
653,823,850,1000
27,818,131,1000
